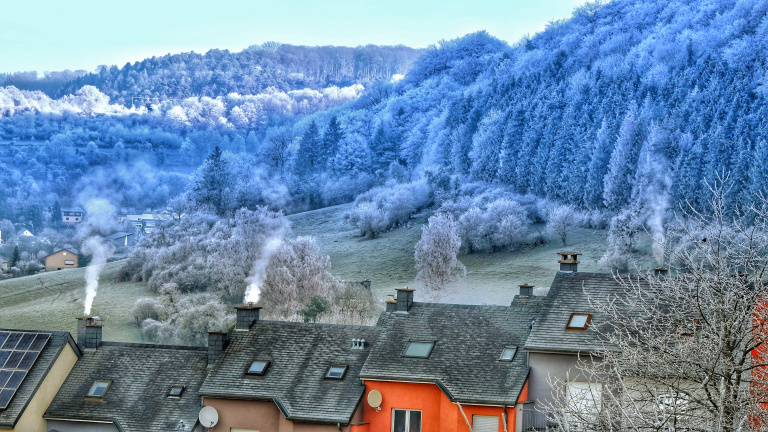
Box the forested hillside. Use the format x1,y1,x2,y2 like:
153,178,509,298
1,43,423,105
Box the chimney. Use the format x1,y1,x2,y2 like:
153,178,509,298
557,252,581,272
519,283,534,297
77,317,102,350
207,331,228,366
385,295,397,313
395,287,414,313
235,303,261,331
77,317,93,348
653,267,668,277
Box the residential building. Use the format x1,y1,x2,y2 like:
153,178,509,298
103,232,134,248
199,304,378,431
118,212,172,235
358,288,542,432
17,230,33,238
44,249,78,272
60,208,84,225
0,330,81,432
44,318,207,432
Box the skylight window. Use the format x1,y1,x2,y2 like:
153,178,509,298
499,347,517,361
246,360,269,376
168,385,185,397
325,365,348,379
566,313,592,331
403,341,435,358
87,380,110,398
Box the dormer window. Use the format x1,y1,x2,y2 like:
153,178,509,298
325,365,348,379
246,360,269,376
168,385,185,397
499,347,517,361
403,341,434,358
87,380,111,399
566,313,592,331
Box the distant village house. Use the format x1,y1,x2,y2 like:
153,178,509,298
45,248,79,272
61,207,85,225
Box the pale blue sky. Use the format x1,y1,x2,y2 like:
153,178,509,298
0,0,589,74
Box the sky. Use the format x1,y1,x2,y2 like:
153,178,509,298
0,0,590,74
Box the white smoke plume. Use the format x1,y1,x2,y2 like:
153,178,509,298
82,236,115,315
244,237,284,304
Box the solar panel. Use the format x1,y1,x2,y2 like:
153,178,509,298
0,332,50,410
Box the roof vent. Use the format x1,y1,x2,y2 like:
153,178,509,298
351,338,366,350
558,251,581,272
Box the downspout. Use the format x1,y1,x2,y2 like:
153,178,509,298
457,401,474,432
502,405,509,432
338,422,343,432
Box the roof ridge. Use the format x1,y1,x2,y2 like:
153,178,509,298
99,341,206,351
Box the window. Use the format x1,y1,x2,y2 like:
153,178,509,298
566,313,592,331
62,252,67,256
472,415,500,432
246,360,269,376
64,260,75,265
326,365,348,379
87,380,110,398
499,347,517,362
403,341,434,358
168,385,184,397
392,409,421,432
566,382,602,422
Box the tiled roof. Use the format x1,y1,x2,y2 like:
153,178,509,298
360,298,544,406
0,330,78,429
200,320,379,424
44,342,207,432
104,232,132,241
525,271,648,353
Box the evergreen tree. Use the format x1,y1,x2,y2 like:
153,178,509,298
469,109,505,181
10,245,20,268
370,125,396,171
192,146,231,216
321,116,344,168
295,121,321,175
603,104,642,210
50,201,62,227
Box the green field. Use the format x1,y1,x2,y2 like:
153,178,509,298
0,261,157,342
0,202,657,341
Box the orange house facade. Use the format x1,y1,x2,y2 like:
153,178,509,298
356,289,541,432
355,380,528,432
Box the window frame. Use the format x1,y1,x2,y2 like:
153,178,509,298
402,341,435,358
498,346,517,362
86,380,111,399
566,313,593,331
245,360,270,377
391,408,422,432
325,365,348,380
168,385,185,397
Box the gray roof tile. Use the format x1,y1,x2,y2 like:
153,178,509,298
44,342,208,432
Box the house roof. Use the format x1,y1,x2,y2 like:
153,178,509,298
524,272,648,354
104,232,132,241
359,297,544,406
0,329,80,429
44,342,207,432
199,320,379,424
60,207,84,213
48,248,79,257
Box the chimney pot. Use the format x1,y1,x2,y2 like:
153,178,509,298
235,304,261,331
395,287,414,313
557,251,581,272
207,331,228,366
519,283,534,297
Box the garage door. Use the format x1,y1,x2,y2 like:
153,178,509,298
472,415,499,432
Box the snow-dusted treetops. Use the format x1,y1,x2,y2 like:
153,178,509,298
2,0,768,224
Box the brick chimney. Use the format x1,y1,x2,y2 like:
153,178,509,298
557,252,581,272
76,317,102,350
385,295,397,313
207,331,228,366
519,283,534,297
395,287,414,313
235,304,261,331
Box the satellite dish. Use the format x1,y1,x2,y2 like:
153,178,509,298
367,389,383,409
198,406,219,428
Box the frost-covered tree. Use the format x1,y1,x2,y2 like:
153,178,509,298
547,204,578,246
603,104,642,210
415,213,465,292
294,121,321,174
469,109,505,181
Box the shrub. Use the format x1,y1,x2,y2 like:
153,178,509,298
415,213,465,292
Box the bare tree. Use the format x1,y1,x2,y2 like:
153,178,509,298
547,204,578,246
545,180,768,432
